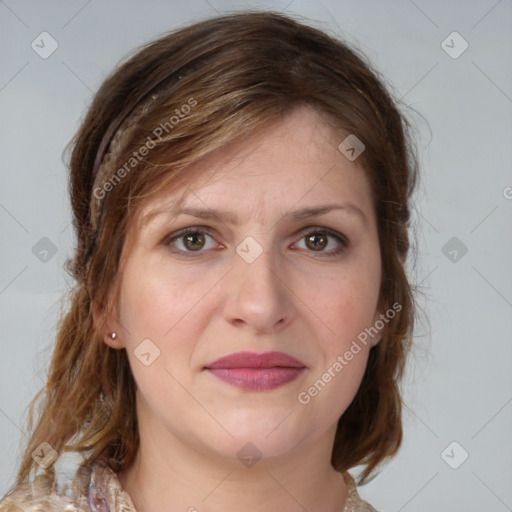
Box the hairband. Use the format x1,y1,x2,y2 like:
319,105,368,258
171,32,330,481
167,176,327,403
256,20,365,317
89,72,184,234
91,73,184,184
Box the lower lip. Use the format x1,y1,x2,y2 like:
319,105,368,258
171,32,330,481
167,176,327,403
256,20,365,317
206,367,306,390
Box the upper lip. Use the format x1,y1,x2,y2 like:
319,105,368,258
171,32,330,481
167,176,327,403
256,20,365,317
205,351,306,369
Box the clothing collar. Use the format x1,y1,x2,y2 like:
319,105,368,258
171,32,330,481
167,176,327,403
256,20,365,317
83,460,375,512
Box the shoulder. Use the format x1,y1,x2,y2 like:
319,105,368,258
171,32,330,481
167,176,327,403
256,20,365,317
342,471,379,512
0,463,94,512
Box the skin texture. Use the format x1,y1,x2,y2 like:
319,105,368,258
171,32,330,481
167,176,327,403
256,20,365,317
99,105,383,512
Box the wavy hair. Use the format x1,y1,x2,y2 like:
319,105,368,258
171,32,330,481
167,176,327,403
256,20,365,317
3,9,420,502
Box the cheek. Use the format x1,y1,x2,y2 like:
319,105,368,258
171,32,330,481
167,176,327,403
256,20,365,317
118,251,211,340
300,256,380,351
296,274,376,423
116,256,202,405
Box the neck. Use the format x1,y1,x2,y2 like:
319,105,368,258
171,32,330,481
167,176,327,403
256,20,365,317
117,400,348,512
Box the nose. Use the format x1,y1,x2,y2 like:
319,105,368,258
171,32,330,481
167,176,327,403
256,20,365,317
221,244,297,335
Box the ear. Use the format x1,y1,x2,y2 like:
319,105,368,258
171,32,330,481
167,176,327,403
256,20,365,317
92,299,125,350
369,309,385,347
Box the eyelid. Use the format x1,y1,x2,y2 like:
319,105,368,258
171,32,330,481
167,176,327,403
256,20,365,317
162,225,221,250
162,224,349,256
293,225,349,246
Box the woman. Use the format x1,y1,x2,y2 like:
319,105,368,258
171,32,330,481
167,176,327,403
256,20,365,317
0,10,418,512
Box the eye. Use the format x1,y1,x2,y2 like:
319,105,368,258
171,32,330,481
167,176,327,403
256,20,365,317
162,225,349,258
163,226,221,256
292,228,349,257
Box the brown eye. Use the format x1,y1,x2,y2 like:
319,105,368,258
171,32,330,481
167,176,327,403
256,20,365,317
163,227,219,256
183,232,206,251
305,232,328,251
293,228,349,258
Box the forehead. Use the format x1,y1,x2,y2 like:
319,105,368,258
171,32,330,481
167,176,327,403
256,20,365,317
134,105,374,230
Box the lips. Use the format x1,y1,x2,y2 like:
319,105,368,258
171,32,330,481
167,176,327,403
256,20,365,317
206,351,306,369
204,351,306,391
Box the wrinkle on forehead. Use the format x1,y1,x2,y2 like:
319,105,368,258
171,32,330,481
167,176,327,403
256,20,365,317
122,104,370,262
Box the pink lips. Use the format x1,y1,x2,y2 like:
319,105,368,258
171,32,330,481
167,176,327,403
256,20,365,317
204,351,306,391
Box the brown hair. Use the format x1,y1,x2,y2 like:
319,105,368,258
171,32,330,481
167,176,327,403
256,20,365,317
5,9,420,497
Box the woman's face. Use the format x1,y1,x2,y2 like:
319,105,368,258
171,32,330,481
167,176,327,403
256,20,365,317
105,105,383,465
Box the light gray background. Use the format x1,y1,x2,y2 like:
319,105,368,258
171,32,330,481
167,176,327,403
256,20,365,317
1,1,511,510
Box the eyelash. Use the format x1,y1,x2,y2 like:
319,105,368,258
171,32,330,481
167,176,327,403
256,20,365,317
162,225,349,259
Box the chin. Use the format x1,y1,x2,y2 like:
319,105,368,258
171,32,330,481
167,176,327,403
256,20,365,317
210,432,304,468
195,409,310,464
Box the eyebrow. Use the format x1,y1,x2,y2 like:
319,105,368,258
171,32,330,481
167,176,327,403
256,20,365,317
163,203,369,227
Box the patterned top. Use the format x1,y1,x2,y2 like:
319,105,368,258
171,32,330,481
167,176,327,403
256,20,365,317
0,460,376,512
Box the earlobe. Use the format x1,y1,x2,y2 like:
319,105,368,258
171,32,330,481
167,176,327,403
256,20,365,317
370,310,385,347
93,301,125,349
103,331,124,349
101,327,126,349
370,331,383,347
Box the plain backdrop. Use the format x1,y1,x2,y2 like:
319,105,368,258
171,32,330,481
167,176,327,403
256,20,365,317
1,1,511,510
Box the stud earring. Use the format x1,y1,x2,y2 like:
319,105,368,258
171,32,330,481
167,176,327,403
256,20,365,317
110,332,117,340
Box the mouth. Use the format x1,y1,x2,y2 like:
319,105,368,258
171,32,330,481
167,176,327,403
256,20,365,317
204,351,307,391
